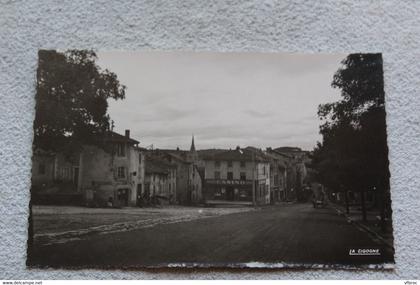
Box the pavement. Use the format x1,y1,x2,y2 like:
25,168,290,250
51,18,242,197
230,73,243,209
329,203,394,250
28,203,394,269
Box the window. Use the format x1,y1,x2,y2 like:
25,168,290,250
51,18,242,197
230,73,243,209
116,143,125,157
263,166,266,175
240,172,246,180
274,174,279,186
38,163,46,175
227,161,233,167
215,161,221,168
214,171,220,179
240,161,246,168
117,166,126,179
59,167,71,180
227,172,233,180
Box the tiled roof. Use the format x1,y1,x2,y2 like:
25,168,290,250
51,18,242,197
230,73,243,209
104,131,139,145
261,151,287,168
197,149,226,158
145,157,176,175
151,149,191,164
164,151,188,162
267,149,293,159
202,148,268,162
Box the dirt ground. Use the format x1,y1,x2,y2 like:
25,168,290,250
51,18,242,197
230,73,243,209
31,205,256,245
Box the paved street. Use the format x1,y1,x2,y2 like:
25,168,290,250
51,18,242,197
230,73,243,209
28,203,394,268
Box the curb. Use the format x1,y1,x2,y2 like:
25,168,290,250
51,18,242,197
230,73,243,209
330,205,394,250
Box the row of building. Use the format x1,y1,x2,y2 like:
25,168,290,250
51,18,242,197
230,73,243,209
31,129,311,207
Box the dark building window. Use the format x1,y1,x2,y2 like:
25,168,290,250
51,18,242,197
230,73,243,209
215,161,221,168
214,171,220,179
117,166,126,179
116,143,125,157
240,172,246,180
38,163,46,175
274,174,279,186
240,161,246,168
227,161,233,167
227,172,233,180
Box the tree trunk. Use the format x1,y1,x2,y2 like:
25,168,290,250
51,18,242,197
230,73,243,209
344,189,350,214
360,188,367,222
379,181,387,233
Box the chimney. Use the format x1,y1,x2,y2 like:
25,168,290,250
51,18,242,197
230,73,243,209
125,129,130,138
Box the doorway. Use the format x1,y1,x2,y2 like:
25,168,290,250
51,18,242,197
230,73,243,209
117,188,129,206
226,186,234,201
136,184,142,206
73,167,79,190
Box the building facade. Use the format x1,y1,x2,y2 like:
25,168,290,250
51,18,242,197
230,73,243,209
80,130,144,207
32,149,81,192
31,149,83,205
31,130,145,207
202,148,270,205
149,136,203,205
272,147,310,201
144,156,177,204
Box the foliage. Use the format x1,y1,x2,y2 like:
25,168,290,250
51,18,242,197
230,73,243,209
312,54,390,204
33,50,125,153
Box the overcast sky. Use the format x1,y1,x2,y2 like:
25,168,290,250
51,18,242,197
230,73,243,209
97,51,346,151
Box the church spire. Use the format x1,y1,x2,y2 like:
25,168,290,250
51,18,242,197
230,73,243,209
190,134,196,152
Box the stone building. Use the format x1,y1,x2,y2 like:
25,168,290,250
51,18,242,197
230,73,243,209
31,129,145,207
267,147,310,202
202,147,271,205
144,156,177,204
148,136,203,205
81,130,143,207
31,149,83,204
244,146,289,204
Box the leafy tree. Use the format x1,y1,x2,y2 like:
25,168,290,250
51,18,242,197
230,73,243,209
33,50,125,153
313,54,391,226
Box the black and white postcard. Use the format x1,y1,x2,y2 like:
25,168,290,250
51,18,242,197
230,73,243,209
27,51,394,269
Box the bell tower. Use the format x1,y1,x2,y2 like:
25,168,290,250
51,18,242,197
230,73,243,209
187,135,198,163
190,135,196,152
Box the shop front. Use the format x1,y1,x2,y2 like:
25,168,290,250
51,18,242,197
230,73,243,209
203,179,253,204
